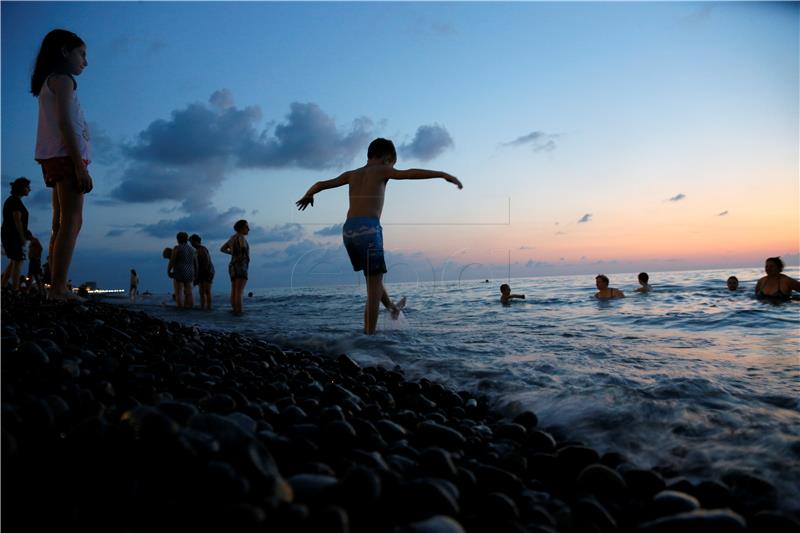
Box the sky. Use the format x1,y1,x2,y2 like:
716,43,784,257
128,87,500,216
1,1,798,291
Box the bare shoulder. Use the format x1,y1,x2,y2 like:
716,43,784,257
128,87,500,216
48,74,74,93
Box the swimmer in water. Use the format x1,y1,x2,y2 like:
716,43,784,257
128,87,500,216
755,257,800,302
726,276,739,291
635,272,651,293
595,274,624,300
500,283,525,305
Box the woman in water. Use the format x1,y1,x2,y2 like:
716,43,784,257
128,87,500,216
595,274,624,300
755,257,800,301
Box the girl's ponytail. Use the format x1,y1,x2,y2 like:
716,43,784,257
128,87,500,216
30,29,84,96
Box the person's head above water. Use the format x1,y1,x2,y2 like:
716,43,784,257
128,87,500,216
367,138,397,165
638,272,649,284
500,283,510,295
595,274,610,290
176,232,189,244
727,276,739,290
765,257,784,276
30,29,86,96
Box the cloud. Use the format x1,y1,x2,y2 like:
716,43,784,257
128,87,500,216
314,224,343,237
525,260,553,268
399,124,454,161
26,188,51,208
578,213,592,224
668,193,686,202
238,102,375,170
135,202,247,240
518,245,535,250
717,210,728,216
503,131,559,152
88,123,120,165
105,229,127,238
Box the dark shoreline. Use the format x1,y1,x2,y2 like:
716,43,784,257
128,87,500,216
2,291,797,532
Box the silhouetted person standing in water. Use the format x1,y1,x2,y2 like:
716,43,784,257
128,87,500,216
190,233,214,310
221,220,249,315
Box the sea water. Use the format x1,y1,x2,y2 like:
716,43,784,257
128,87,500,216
116,267,800,510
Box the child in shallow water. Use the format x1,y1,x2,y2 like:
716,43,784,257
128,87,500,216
595,274,624,299
635,272,651,293
500,283,525,304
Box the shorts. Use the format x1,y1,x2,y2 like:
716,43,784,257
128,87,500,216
194,274,214,286
342,217,387,275
2,238,24,262
38,156,89,188
229,261,248,281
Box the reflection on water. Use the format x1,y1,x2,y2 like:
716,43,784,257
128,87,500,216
114,267,800,510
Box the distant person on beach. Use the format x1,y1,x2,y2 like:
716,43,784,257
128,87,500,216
221,219,250,315
635,272,651,293
500,283,525,305
595,274,625,300
129,269,138,301
190,234,214,310
26,231,43,293
32,29,93,300
162,247,178,302
755,257,800,302
726,276,739,291
296,138,461,334
168,232,197,308
2,177,31,291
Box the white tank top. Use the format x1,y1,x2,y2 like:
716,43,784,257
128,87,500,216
35,75,91,162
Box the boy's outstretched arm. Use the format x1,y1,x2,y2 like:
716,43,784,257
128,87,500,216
388,168,463,189
296,172,351,210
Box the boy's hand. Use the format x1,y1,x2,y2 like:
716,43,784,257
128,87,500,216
75,162,93,194
445,174,463,189
296,194,314,210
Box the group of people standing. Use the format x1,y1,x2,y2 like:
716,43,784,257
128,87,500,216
2,177,45,294
159,220,250,314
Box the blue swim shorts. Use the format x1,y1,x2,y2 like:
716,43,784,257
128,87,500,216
342,217,387,275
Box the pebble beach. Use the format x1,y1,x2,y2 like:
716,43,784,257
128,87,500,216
2,291,799,532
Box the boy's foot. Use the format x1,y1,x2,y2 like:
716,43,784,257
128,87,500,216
391,296,407,319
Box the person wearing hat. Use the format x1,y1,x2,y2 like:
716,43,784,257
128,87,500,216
2,177,31,290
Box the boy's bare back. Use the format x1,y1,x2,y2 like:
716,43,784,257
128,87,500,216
346,164,392,219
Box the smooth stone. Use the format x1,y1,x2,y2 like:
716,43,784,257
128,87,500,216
397,515,466,533
205,460,250,500
308,505,350,533
513,411,539,429
474,464,524,495
526,430,557,452
600,452,628,469
694,480,731,509
397,479,460,522
227,412,258,434
576,464,627,499
417,421,466,451
721,471,779,513
749,511,800,532
280,405,308,425
351,449,390,471
321,405,346,423
527,453,559,483
481,492,520,520
377,419,408,442
494,423,527,443
650,490,700,518
557,446,600,478
158,401,199,426
120,405,180,441
419,447,458,480
288,473,339,503
189,413,253,450
338,466,382,507
17,341,49,367
622,469,666,499
665,477,695,495
572,498,617,532
337,354,361,375
323,420,357,448
637,509,746,531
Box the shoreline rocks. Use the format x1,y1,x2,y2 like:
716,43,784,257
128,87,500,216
2,291,798,532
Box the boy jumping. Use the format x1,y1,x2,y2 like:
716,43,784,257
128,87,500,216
296,138,462,334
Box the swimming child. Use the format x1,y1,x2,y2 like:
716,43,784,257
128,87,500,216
726,276,739,291
221,219,250,315
32,29,93,300
595,274,625,299
500,283,525,305
634,272,651,293
296,138,462,334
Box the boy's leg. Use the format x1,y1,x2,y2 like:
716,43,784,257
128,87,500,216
183,283,193,308
365,273,383,334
